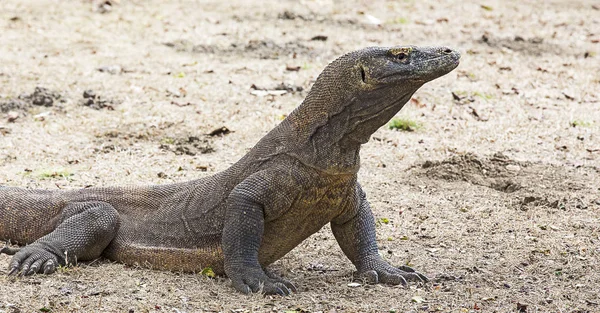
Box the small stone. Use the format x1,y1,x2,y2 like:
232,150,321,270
98,65,122,74
166,88,182,98
506,164,521,171
34,111,51,121
522,196,538,205
60,287,73,295
0,125,11,135
347,282,362,288
83,90,96,99
7,111,19,123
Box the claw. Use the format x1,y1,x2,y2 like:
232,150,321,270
273,282,291,296
243,285,251,294
43,260,56,275
416,272,429,283
354,269,379,284
285,281,298,293
26,265,39,276
7,265,19,276
397,265,416,272
18,265,29,277
397,265,429,283
230,268,297,296
402,272,425,283
356,257,429,287
43,265,54,275
381,271,408,286
0,246,20,256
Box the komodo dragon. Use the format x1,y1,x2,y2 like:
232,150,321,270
0,45,460,295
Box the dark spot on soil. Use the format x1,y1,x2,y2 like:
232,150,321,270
79,90,117,110
310,35,328,41
522,196,540,205
83,90,96,99
490,179,521,192
0,86,65,113
518,196,567,211
278,10,313,21
159,136,214,156
0,99,28,113
250,83,303,93
93,144,124,154
163,39,195,52
0,126,11,135
242,39,313,59
517,302,528,313
479,33,569,56
164,39,315,60
207,126,231,137
416,152,524,193
419,154,597,210
433,273,464,282
94,129,215,157
274,82,304,93
99,129,161,142
23,86,64,107
251,11,361,28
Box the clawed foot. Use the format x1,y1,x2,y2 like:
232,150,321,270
228,267,297,296
355,256,428,287
1,244,61,276
0,245,20,256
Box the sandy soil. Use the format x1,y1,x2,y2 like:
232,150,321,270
1,0,599,312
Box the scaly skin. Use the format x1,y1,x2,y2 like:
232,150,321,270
0,46,460,295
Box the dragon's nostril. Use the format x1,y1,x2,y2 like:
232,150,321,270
443,48,453,54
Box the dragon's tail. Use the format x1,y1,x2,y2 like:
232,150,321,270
0,187,63,245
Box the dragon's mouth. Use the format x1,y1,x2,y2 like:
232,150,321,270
374,54,460,85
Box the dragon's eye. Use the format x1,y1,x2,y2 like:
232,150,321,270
397,52,407,61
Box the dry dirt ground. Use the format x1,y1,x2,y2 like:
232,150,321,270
1,0,599,312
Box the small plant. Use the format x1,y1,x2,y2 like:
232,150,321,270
161,137,175,144
571,120,592,128
389,118,421,132
388,17,408,24
376,217,392,227
201,267,215,278
39,169,72,179
56,264,74,274
473,91,494,100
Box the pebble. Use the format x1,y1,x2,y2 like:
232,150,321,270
98,65,122,74
506,164,521,172
7,111,19,122
83,90,96,99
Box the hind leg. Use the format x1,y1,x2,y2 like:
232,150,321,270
2,201,118,276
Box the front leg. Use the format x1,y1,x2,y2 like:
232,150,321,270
331,183,427,286
222,172,296,296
